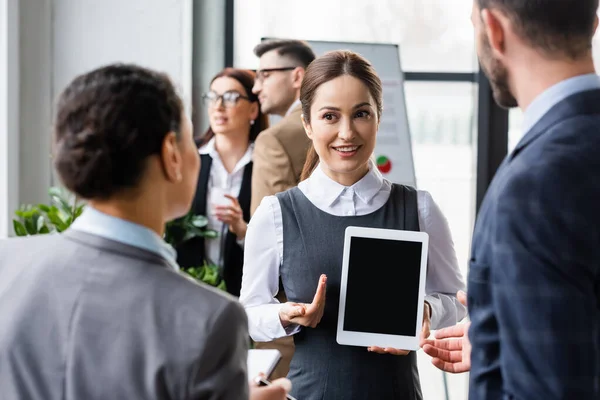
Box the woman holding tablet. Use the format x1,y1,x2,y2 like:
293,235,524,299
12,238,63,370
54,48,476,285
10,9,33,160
239,50,467,399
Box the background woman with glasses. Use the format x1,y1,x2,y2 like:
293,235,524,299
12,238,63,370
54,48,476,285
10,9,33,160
174,68,268,297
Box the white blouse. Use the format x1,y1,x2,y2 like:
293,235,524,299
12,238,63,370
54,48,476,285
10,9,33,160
198,138,253,267
240,162,467,342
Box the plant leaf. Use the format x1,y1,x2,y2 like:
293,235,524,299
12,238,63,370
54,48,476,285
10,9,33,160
182,231,196,242
190,215,208,228
46,211,68,232
74,205,85,218
36,216,45,231
13,220,27,236
48,186,62,198
24,217,37,235
49,187,73,215
201,229,218,239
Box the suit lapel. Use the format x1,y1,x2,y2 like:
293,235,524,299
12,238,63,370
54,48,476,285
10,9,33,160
510,88,600,161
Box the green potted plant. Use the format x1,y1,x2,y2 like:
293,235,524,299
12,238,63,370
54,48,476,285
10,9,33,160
13,187,85,236
12,186,225,290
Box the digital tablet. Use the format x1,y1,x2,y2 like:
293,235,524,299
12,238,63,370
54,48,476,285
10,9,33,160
336,226,429,351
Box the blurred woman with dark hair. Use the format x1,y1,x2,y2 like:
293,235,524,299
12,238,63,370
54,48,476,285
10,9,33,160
0,63,292,400
175,68,268,297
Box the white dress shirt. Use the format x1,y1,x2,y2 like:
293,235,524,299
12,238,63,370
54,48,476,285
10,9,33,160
199,138,253,267
240,162,467,342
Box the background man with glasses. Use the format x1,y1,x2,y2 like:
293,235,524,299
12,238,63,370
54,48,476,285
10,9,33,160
247,38,315,380
250,39,316,214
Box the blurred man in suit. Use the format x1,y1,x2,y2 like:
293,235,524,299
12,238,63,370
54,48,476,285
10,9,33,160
422,1,600,398
249,39,316,380
250,39,316,214
0,64,290,400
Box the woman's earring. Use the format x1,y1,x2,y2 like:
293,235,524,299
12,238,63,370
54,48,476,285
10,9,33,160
250,120,255,125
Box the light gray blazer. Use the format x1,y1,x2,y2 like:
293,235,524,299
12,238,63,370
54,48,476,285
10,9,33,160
0,230,249,400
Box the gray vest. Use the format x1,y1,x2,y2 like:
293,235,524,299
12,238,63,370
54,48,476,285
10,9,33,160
276,184,422,400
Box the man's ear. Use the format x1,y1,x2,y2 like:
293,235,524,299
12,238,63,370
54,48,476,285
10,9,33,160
292,67,305,89
250,101,259,122
481,8,507,58
301,114,313,140
160,132,183,183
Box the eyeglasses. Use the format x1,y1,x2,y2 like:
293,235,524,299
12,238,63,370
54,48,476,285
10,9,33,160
202,91,250,108
255,67,297,82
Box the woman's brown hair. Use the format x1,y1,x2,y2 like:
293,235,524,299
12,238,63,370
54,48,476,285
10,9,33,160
299,50,383,181
196,68,269,147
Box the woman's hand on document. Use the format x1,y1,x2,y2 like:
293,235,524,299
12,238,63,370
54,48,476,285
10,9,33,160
279,275,327,329
249,375,292,400
368,301,432,356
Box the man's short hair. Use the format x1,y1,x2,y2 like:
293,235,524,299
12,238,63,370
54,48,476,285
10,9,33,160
253,39,316,68
478,0,599,58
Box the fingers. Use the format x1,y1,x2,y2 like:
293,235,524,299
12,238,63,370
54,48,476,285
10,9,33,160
311,274,327,306
214,206,242,216
214,206,243,224
430,358,469,374
304,275,327,327
367,346,410,356
249,384,287,400
421,343,463,361
223,194,240,204
270,377,292,393
434,324,467,340
421,338,463,352
457,290,467,307
281,303,306,321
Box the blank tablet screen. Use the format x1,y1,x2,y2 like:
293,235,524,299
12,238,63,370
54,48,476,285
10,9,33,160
343,236,423,336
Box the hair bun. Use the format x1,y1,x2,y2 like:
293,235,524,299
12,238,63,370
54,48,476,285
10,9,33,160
53,63,184,200
64,129,104,150
55,130,114,199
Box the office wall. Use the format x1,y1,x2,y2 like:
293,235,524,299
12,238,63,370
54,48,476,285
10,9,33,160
1,0,193,237
0,0,20,238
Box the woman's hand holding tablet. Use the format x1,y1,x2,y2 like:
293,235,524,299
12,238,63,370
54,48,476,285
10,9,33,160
279,274,327,328
368,301,432,355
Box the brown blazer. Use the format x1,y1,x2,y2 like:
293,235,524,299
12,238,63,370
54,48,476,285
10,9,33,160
250,104,310,215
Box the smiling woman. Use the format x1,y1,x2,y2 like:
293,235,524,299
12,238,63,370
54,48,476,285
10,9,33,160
239,50,467,400
299,51,383,186
173,67,269,297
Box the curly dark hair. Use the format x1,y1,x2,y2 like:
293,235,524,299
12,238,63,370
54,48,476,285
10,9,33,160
53,63,184,200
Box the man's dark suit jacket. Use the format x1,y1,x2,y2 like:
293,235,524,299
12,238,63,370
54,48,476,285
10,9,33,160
468,89,600,399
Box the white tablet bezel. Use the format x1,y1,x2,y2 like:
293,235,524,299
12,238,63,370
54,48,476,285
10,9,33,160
336,226,429,351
